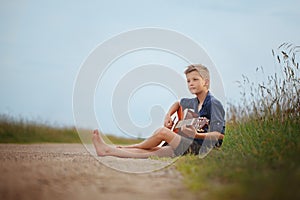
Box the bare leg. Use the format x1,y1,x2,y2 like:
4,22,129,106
119,127,181,150
92,130,175,158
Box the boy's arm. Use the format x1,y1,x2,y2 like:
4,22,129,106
181,126,224,140
195,131,224,140
164,101,180,129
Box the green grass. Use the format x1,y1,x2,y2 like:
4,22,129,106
0,115,142,145
175,43,300,199
0,115,81,143
176,118,300,200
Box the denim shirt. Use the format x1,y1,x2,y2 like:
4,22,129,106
179,91,225,134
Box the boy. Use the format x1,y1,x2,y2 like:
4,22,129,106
92,64,225,158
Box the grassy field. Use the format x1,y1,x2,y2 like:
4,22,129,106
0,115,142,145
0,115,80,143
175,43,300,199
176,117,299,199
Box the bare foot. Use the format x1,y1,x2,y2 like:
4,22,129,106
92,130,111,156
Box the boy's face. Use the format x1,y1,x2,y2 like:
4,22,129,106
186,70,208,95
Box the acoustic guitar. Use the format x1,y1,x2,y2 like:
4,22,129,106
161,106,209,146
171,106,209,133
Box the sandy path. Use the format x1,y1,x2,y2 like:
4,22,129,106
0,144,197,200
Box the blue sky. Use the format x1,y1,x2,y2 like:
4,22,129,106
1,0,300,136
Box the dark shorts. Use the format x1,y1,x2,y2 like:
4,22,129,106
174,137,201,156
174,137,223,156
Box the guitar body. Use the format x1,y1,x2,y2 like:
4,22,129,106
161,106,183,146
161,106,209,146
172,106,183,133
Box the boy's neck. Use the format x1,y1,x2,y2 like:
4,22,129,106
196,90,209,104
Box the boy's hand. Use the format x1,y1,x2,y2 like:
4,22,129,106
164,115,173,129
181,125,197,138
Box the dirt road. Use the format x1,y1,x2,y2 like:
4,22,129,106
0,144,197,200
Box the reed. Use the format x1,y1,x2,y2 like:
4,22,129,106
228,42,300,124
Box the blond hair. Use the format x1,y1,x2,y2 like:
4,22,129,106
184,64,210,88
184,64,210,80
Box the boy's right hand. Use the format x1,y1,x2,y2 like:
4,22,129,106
164,115,173,129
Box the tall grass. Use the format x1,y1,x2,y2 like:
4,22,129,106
228,42,300,123
176,43,300,199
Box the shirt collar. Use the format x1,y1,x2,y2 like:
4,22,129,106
195,91,211,104
203,91,211,106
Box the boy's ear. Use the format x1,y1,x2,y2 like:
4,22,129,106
204,78,210,87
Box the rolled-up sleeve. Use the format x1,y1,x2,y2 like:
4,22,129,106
210,99,225,134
